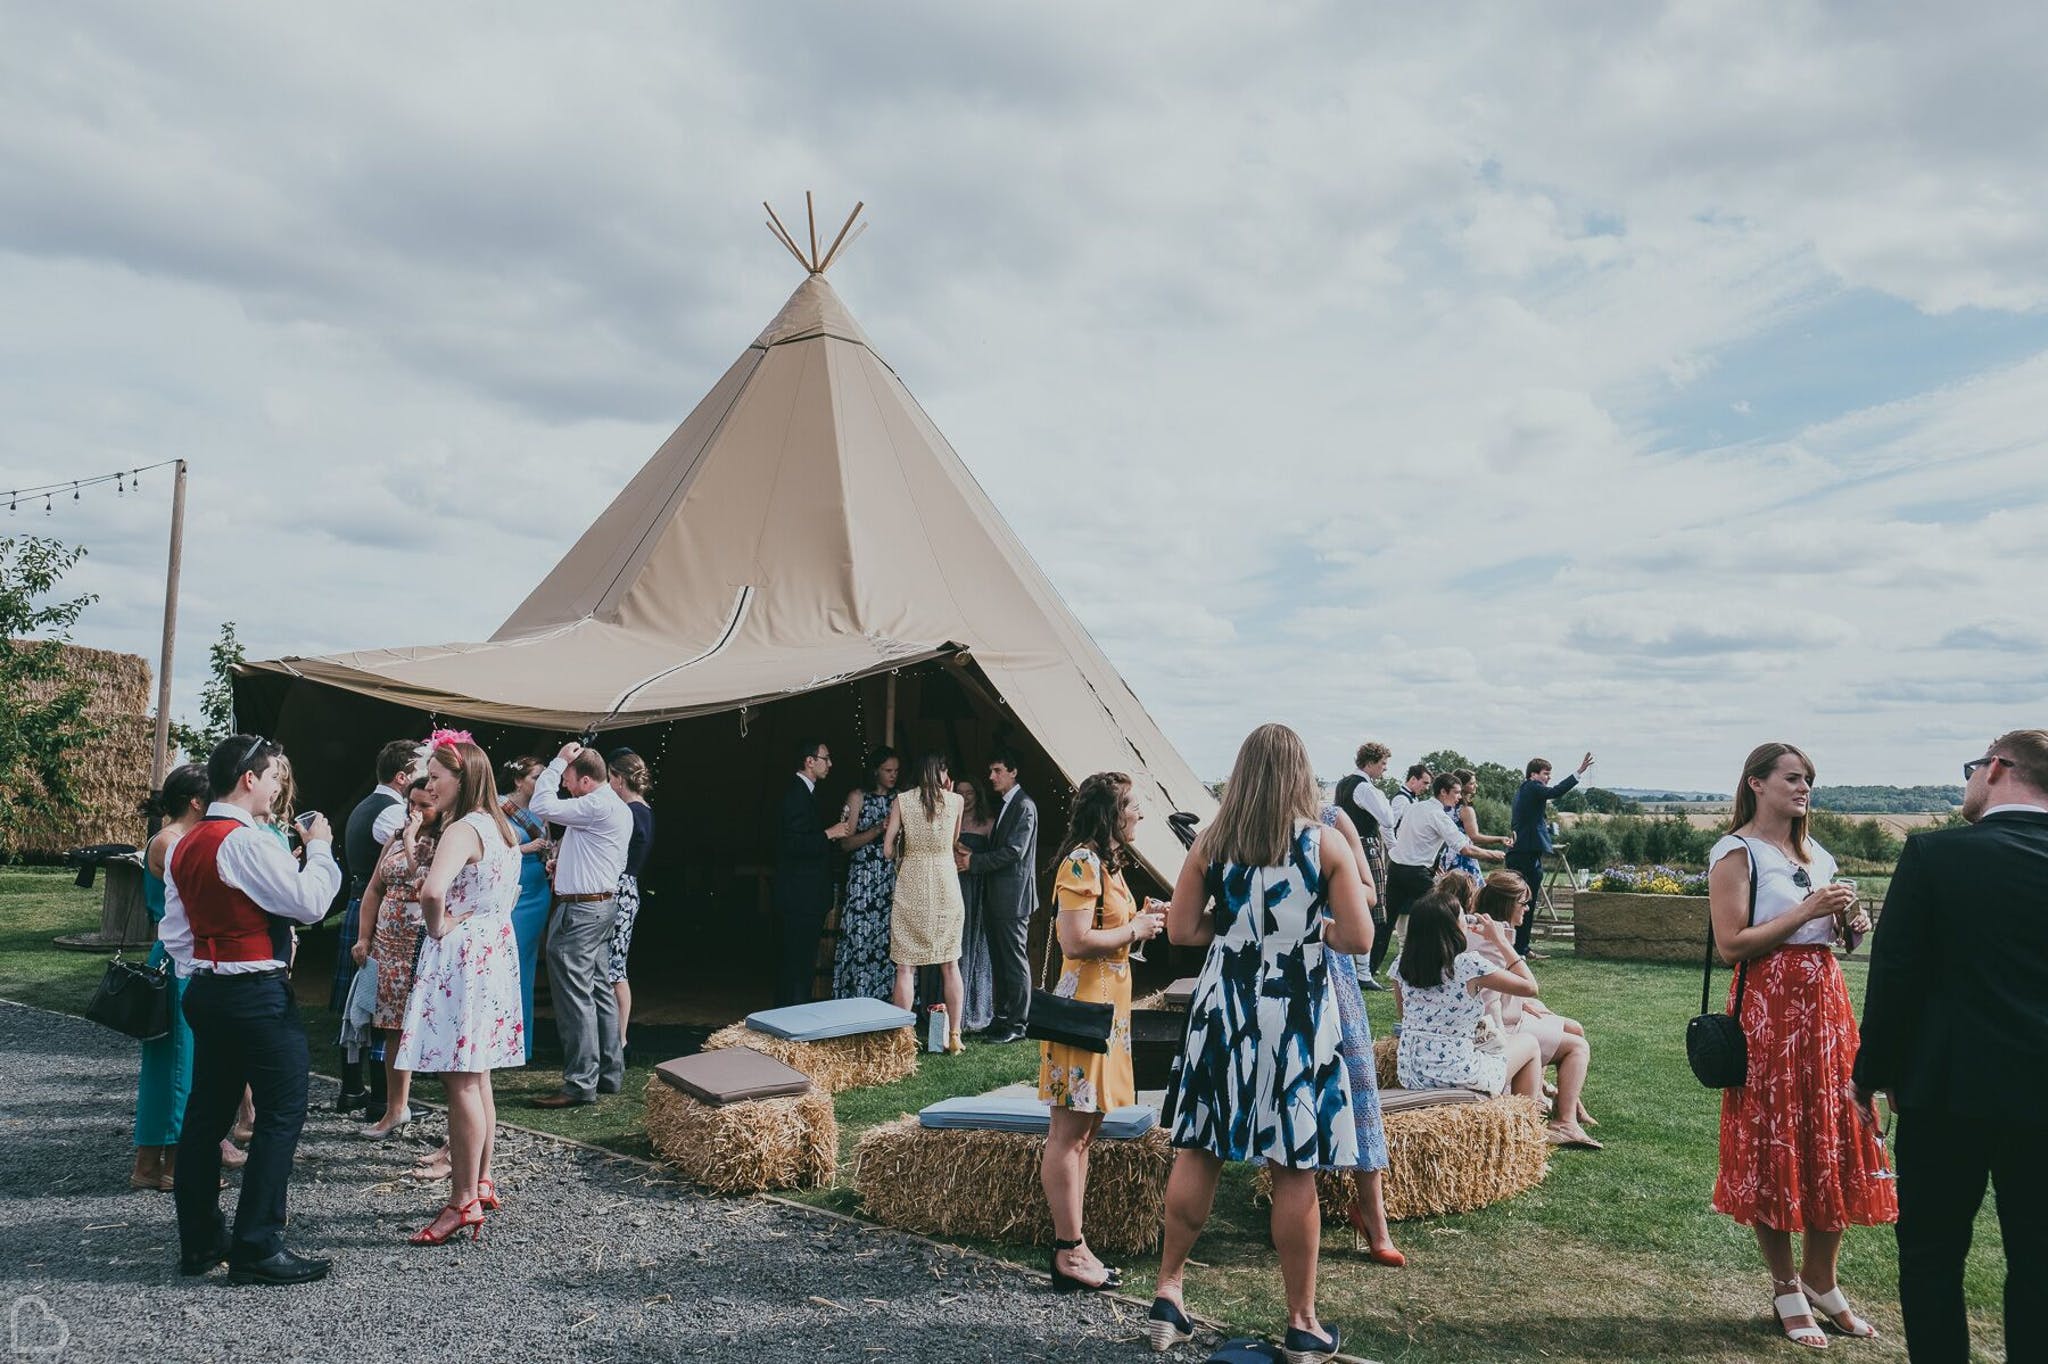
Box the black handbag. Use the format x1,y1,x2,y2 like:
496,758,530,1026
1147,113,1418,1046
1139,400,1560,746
86,952,173,1041
1685,838,1757,1088
1024,871,1115,1054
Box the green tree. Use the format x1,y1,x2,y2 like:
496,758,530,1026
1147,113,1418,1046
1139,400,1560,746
0,537,102,842
169,621,243,762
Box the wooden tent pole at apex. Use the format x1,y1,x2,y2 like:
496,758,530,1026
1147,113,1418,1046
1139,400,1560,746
149,459,188,802
762,195,868,275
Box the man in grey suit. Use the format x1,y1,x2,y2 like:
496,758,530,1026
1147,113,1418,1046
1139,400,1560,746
961,749,1038,1044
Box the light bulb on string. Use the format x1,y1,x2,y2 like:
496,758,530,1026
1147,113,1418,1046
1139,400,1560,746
72,482,79,501
45,494,53,514
117,472,125,495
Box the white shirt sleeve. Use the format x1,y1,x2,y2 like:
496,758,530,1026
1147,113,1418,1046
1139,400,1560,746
529,758,614,828
216,825,343,925
160,864,196,977
372,798,407,846
1357,782,1397,831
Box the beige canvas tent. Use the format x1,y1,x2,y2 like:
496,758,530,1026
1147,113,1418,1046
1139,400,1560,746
238,233,1214,935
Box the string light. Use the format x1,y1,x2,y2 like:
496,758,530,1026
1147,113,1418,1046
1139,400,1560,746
3,458,179,516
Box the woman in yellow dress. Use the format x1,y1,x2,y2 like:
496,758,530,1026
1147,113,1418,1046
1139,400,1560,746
883,753,967,1041
1037,772,1167,1293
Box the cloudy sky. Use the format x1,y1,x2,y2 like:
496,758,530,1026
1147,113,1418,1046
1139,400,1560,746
5,3,2046,790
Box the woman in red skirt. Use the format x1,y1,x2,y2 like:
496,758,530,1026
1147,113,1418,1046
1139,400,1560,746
1708,742,1892,1350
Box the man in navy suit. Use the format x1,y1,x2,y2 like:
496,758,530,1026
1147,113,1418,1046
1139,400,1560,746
1854,730,2048,1364
1504,752,1593,957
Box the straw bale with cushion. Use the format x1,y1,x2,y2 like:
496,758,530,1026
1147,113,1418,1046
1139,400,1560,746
642,1051,837,1194
701,998,918,1093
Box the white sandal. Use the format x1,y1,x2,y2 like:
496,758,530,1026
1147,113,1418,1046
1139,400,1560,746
1800,1280,1879,1338
1774,1291,1829,1350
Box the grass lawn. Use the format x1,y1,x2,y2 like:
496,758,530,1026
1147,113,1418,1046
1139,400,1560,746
4,869,2009,1361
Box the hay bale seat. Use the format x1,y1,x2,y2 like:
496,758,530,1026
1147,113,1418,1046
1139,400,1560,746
1249,1037,1548,1221
853,1118,1173,1255
701,1021,917,1093
643,1076,837,1194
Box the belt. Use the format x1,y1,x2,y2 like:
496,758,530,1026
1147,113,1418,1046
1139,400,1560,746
557,891,615,904
189,967,289,982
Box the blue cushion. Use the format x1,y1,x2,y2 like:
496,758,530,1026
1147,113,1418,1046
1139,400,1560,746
744,997,916,1042
917,1092,1158,1140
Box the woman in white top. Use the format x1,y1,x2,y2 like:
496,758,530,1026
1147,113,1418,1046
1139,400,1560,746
1707,742,1891,1349
1393,885,1542,1100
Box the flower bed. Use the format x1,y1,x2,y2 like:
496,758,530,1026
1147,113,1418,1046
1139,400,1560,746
1573,885,1710,963
1588,864,1709,896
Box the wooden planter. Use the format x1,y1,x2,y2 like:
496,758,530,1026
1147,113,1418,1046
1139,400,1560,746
1572,891,1710,962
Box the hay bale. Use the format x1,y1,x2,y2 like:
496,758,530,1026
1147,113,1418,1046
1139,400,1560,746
643,1076,837,1193
1250,1094,1547,1222
4,641,153,857
1374,1035,1398,1091
852,1118,1172,1255
701,1021,917,1093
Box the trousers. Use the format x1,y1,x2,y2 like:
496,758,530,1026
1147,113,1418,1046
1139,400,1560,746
173,971,309,1263
1370,862,1436,975
545,897,623,1099
1894,1107,2047,1364
986,908,1032,1033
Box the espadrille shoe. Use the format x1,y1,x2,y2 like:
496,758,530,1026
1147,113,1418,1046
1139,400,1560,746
1281,1322,1343,1364
1145,1297,1194,1353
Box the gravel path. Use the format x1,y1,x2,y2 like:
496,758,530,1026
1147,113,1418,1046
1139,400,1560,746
0,1001,1215,1363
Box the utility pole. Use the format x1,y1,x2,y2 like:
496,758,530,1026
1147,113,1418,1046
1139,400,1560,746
149,459,187,807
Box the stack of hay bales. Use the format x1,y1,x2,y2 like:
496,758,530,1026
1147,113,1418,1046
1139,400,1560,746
853,1110,1173,1255
3,642,154,857
701,1018,917,1093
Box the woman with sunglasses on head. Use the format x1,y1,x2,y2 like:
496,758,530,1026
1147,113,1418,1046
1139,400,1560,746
1709,742,1891,1349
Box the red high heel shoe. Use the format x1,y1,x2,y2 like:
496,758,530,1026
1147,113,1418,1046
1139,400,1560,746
1346,1198,1405,1267
477,1178,500,1211
409,1199,485,1245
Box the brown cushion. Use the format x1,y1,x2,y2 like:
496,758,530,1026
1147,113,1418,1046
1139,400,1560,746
1163,976,1200,1007
1378,1086,1485,1115
655,1049,812,1106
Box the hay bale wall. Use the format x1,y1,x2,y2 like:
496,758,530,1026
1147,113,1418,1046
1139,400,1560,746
702,1021,917,1093
1573,892,1710,962
853,1118,1172,1255
3,641,154,858
643,1078,837,1193
1252,1094,1547,1222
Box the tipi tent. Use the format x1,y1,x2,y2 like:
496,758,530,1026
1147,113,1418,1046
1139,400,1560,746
237,220,1214,929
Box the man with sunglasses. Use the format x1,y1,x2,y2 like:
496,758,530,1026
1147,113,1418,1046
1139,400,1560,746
163,734,341,1285
1853,729,2048,1363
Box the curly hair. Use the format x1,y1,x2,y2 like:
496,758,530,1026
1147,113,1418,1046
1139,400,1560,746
1060,771,1136,872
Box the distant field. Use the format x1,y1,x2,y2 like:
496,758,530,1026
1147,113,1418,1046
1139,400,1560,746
1561,808,1952,836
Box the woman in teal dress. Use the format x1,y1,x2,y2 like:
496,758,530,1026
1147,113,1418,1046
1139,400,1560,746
500,756,553,1063
132,764,208,1192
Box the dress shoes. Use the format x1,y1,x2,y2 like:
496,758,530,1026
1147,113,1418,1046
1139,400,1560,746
531,1093,594,1109
333,1088,372,1115
986,1027,1028,1045
178,1244,230,1277
226,1249,332,1286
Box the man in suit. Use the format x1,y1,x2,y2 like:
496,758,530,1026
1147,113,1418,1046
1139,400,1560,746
1853,729,2048,1364
1504,752,1594,957
963,749,1038,1043
772,737,852,1007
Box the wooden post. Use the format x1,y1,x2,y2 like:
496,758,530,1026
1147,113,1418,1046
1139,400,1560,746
884,672,897,747
150,459,188,799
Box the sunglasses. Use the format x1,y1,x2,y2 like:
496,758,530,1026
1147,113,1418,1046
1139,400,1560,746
235,735,274,770
1963,756,2011,781
1790,866,1812,891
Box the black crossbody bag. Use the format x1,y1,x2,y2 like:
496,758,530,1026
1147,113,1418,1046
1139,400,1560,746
1685,837,1757,1088
1024,864,1114,1054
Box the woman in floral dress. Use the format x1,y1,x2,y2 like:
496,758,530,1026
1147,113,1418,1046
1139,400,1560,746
1036,773,1165,1294
396,738,525,1246
1707,742,1888,1349
353,780,441,1138
1149,724,1374,1363
831,748,900,1001
1395,888,1542,1098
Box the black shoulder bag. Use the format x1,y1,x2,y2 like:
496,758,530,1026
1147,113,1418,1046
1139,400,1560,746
1685,838,1756,1088
86,952,173,1041
1024,864,1115,1054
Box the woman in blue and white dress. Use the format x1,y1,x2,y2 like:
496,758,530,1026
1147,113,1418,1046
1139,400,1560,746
831,748,901,1001
1148,724,1374,1363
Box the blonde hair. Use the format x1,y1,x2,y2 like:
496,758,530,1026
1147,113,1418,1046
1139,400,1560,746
268,753,297,828
1992,729,2048,793
610,751,654,799
1195,724,1320,868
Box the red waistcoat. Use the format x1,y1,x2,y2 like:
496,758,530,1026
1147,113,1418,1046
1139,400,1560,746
171,816,292,964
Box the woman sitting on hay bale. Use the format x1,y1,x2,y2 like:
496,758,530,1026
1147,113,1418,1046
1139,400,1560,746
1467,870,1600,1145
1394,886,1546,1112
1035,772,1166,1294
1149,723,1373,1364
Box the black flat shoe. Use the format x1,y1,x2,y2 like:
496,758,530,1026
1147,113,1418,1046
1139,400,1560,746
178,1244,229,1277
226,1249,332,1286
1047,1237,1119,1294
1281,1323,1343,1364
1146,1297,1194,1353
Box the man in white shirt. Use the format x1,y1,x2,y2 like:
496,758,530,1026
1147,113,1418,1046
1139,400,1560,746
531,741,634,1108
1371,771,1505,976
1386,762,1433,837
165,734,340,1286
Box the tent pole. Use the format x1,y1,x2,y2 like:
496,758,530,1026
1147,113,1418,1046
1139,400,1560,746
150,459,188,802
884,673,897,747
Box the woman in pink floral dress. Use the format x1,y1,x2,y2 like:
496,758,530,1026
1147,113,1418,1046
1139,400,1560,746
396,737,524,1245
